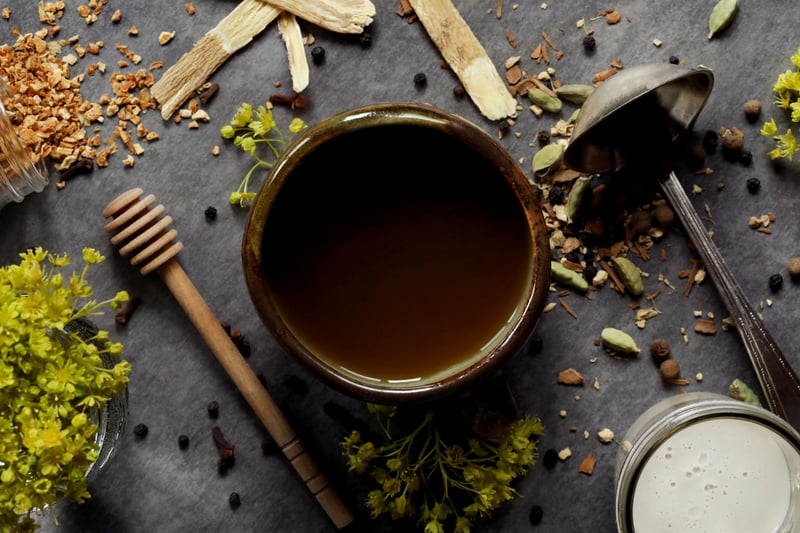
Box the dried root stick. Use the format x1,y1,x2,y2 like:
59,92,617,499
152,0,280,119
408,0,516,120
277,12,309,93
265,0,375,34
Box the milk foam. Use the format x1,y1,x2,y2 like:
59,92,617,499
632,417,796,532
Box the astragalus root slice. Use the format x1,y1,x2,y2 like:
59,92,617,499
151,0,280,119
277,12,309,93
408,0,517,120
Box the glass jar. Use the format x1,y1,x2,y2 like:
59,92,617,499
615,392,800,533
0,77,48,209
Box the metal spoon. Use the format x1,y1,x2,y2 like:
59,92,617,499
564,63,800,429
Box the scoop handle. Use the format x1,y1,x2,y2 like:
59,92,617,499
157,260,353,529
661,171,800,428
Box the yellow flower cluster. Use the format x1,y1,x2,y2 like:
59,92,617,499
761,47,800,160
220,102,307,207
0,248,130,532
341,404,543,533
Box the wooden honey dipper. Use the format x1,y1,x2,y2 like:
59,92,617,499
103,188,353,529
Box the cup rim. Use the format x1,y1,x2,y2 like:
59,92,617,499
241,102,551,403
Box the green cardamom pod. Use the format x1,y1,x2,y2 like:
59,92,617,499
550,261,588,292
708,0,738,39
565,176,591,224
567,109,580,124
729,378,762,407
611,256,644,297
554,84,595,105
532,143,564,177
600,327,640,356
527,88,562,113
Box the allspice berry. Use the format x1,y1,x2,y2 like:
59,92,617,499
789,257,800,278
743,99,762,123
650,338,671,361
652,204,675,230
659,359,681,382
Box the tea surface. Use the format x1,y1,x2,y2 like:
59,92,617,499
262,126,532,382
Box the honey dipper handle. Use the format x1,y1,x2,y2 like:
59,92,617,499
156,259,353,529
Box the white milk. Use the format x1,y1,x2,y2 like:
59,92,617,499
631,417,795,532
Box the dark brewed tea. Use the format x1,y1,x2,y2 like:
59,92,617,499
262,125,532,383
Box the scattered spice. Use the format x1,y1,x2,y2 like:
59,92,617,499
578,453,596,475
204,206,218,220
542,448,558,470
212,425,235,469
694,318,717,335
659,359,681,382
178,434,190,449
198,82,219,106
310,45,326,65
582,35,596,51
557,368,585,386
768,273,784,292
650,338,671,360
600,327,640,356
133,423,149,437
114,294,141,325
707,0,739,40
413,72,427,87
229,491,241,508
207,400,220,418
746,177,761,194
529,505,544,526
598,428,615,443
58,158,94,181
261,437,280,456
788,257,800,278
729,378,762,407
743,99,762,122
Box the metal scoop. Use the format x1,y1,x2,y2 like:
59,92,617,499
564,63,800,429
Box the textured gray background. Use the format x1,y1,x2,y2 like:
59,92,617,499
1,1,798,532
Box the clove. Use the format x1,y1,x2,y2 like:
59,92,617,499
58,158,94,181
114,295,141,325
269,92,307,110
212,425,235,470
198,82,219,106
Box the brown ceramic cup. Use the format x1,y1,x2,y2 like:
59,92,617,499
242,103,550,403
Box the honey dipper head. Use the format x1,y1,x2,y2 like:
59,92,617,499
103,188,184,275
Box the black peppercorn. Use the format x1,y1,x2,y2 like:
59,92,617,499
582,264,598,284
528,337,544,356
358,31,372,48
310,46,325,65
453,84,466,98
536,129,550,146
207,400,220,418
582,35,596,51
668,55,680,65
229,492,241,508
739,150,753,166
283,374,308,395
178,434,190,449
133,423,149,437
746,177,761,194
548,185,565,205
702,130,719,154
261,437,280,456
413,72,427,87
529,505,544,526
542,448,558,469
769,273,784,292
204,206,217,220
686,144,707,171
